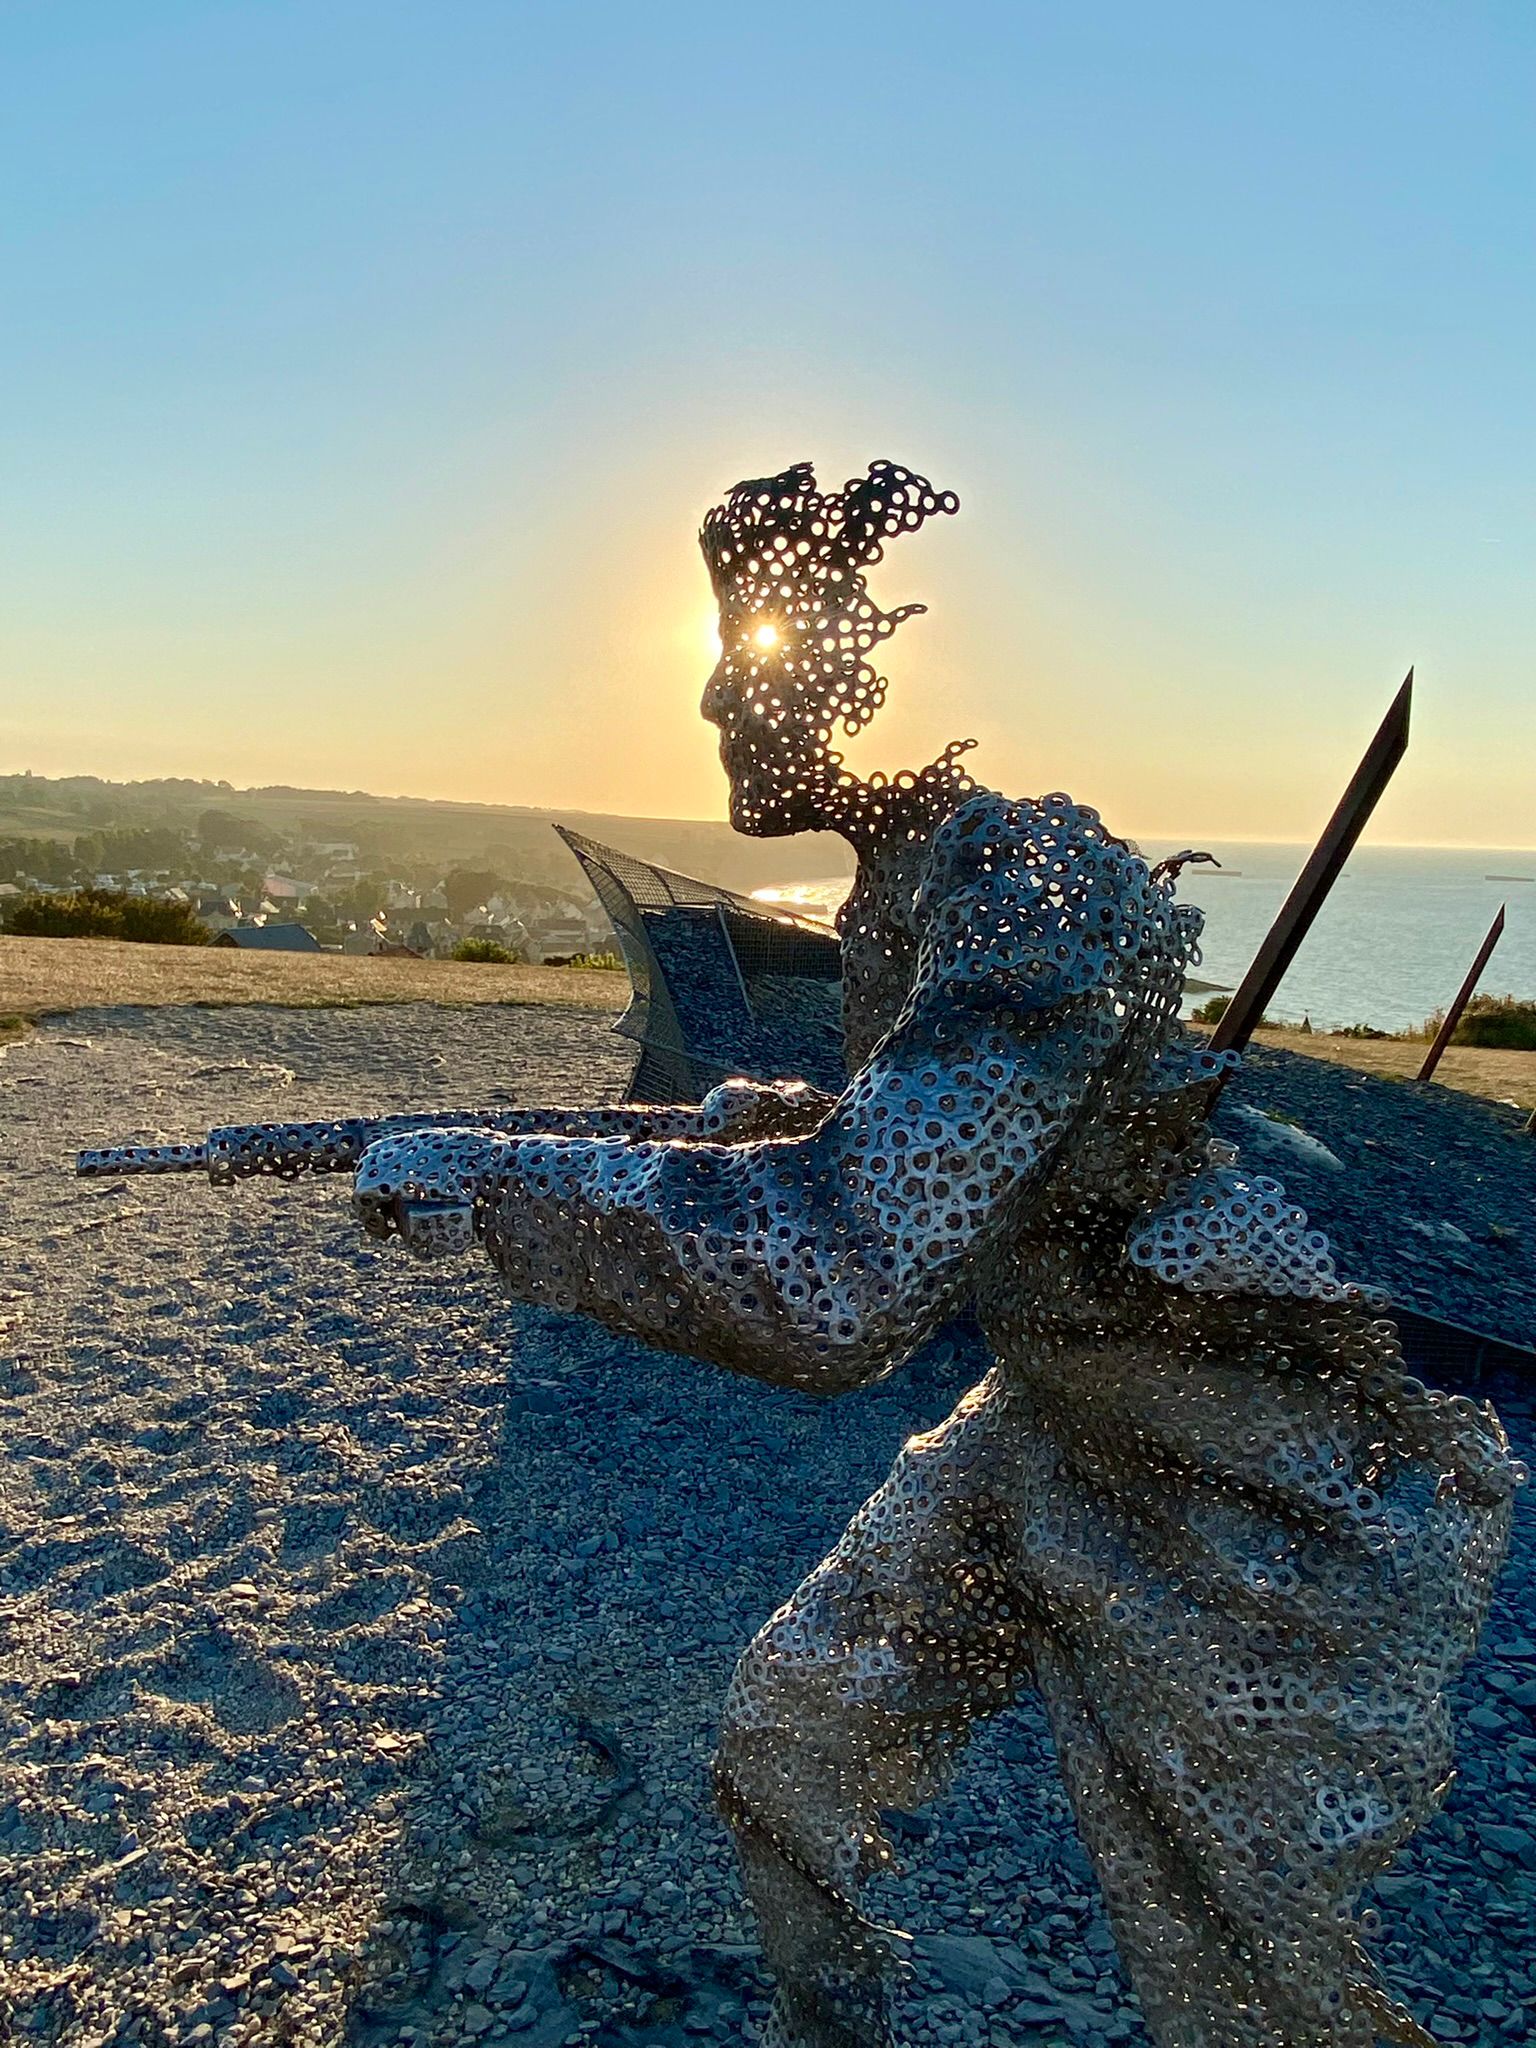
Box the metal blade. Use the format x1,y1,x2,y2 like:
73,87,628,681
1207,670,1413,1057
1416,902,1506,1083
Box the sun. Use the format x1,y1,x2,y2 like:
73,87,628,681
752,623,780,650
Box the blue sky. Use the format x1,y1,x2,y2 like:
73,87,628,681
2,2,1532,844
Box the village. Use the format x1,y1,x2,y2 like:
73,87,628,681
0,815,618,964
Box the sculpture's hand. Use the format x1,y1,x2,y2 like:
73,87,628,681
354,1128,512,1260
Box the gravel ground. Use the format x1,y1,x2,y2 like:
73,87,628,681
2,1005,1532,2048
1219,1044,1536,1352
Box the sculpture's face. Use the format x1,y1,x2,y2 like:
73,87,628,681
698,460,958,838
700,604,845,838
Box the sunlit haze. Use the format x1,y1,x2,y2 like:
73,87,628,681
2,4,1533,847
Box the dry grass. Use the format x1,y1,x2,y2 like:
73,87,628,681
1215,1024,1536,1113
0,935,628,1028
5,936,1531,1113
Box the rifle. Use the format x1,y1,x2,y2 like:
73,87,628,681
75,1096,750,1184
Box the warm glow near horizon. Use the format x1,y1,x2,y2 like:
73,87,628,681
1,6,1532,852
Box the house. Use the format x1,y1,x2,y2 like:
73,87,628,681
213,925,323,953
194,895,242,936
526,916,590,965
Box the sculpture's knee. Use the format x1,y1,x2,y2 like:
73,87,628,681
713,1631,787,1833
717,1635,891,1910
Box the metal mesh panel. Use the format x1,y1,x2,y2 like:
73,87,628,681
721,904,841,983
558,826,771,914
556,826,845,1101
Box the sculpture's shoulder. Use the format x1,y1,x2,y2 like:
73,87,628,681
840,782,1203,1066
911,790,1199,1013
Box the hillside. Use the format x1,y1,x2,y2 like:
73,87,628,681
0,771,854,896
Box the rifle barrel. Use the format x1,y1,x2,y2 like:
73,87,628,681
78,1141,210,1178
75,1110,525,1184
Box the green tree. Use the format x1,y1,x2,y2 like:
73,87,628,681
73,825,193,875
1422,994,1536,1051
452,937,519,964
0,837,77,886
444,868,504,922
197,808,282,858
6,888,211,945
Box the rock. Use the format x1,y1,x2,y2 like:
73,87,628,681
1478,1823,1536,1864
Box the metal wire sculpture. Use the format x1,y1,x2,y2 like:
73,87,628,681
81,461,1523,2048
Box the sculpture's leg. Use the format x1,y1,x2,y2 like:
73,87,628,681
714,1389,1026,2048
1008,1352,1514,2048
1034,1641,1446,2048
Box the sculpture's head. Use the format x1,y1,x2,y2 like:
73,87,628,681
698,459,959,835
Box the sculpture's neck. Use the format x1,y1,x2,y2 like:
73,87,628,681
827,758,992,1068
819,745,980,854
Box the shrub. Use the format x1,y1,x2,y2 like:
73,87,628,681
5,888,210,945
1331,1023,1391,1040
569,951,624,971
1422,993,1536,1052
452,937,518,964
1190,992,1278,1030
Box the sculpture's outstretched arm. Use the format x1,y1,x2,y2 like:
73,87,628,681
77,1079,833,1182
354,793,1185,1396
353,1000,1113,1393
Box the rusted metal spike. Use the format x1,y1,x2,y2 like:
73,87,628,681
1416,903,1506,1084
1208,671,1413,1058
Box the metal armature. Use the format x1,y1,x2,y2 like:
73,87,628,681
81,461,1523,2048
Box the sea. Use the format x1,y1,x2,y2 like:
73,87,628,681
753,842,1536,1036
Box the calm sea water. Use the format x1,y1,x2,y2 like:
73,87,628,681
754,842,1536,1035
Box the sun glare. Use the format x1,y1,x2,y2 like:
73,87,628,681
753,623,779,650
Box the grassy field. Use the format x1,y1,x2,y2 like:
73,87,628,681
3,935,1532,1112
0,934,629,1028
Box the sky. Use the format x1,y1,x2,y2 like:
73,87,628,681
2,2,1533,847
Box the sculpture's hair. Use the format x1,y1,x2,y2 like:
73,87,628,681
699,459,959,736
